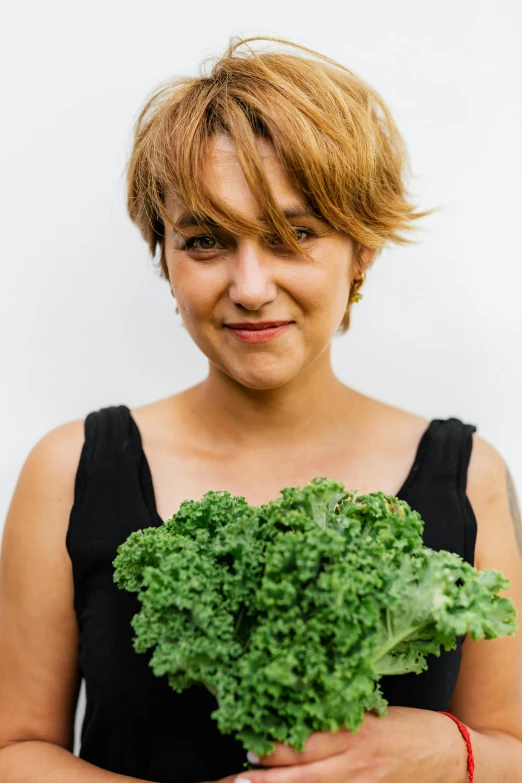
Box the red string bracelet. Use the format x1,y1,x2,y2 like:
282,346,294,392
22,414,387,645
439,711,475,782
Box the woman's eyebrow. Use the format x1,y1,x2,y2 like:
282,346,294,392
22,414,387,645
172,205,323,232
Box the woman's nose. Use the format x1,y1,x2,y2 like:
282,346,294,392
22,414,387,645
227,242,278,310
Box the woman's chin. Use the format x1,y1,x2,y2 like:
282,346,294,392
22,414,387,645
225,361,301,391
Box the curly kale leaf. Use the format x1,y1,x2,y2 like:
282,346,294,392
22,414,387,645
112,477,518,758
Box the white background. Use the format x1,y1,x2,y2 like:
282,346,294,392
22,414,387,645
1,0,521,757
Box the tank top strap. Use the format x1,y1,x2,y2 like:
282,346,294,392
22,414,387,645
72,405,144,502
400,417,478,565
66,405,159,601
424,417,477,484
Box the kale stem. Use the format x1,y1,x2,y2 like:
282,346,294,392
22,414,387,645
371,622,426,665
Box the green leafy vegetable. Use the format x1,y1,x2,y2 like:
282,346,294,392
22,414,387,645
113,478,517,757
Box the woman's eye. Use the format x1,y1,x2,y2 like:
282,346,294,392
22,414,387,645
183,235,221,252
181,228,314,253
270,228,315,246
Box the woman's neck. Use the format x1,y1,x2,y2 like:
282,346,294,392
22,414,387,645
176,354,366,456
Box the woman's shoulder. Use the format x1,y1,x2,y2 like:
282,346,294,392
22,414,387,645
4,417,87,598
25,418,86,492
18,418,87,532
465,430,520,567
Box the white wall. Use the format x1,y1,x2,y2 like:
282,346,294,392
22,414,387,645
1,0,521,756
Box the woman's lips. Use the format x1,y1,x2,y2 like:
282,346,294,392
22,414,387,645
225,323,293,343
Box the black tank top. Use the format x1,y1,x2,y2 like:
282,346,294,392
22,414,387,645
66,405,477,783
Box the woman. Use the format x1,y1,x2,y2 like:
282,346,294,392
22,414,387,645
0,35,521,783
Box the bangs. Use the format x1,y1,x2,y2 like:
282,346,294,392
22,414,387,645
126,35,434,283
141,83,330,260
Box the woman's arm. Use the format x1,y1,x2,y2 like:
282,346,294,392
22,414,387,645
0,423,154,782
0,741,151,782
446,432,522,781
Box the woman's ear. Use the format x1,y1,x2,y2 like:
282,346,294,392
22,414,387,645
355,245,379,277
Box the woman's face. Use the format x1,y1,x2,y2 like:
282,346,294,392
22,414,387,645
164,133,376,390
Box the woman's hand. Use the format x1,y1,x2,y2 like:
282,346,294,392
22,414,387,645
236,707,469,783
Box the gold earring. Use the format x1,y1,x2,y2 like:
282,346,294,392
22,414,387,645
349,273,365,304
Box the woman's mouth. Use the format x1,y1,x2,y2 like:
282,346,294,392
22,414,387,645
225,323,293,343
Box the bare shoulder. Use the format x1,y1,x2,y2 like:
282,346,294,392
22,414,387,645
19,418,86,517
2,416,87,583
467,430,513,497
465,431,522,565
29,417,86,466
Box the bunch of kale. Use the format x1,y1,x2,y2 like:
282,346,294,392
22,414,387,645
113,477,517,757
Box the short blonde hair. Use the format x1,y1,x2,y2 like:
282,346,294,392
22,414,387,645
126,35,433,333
